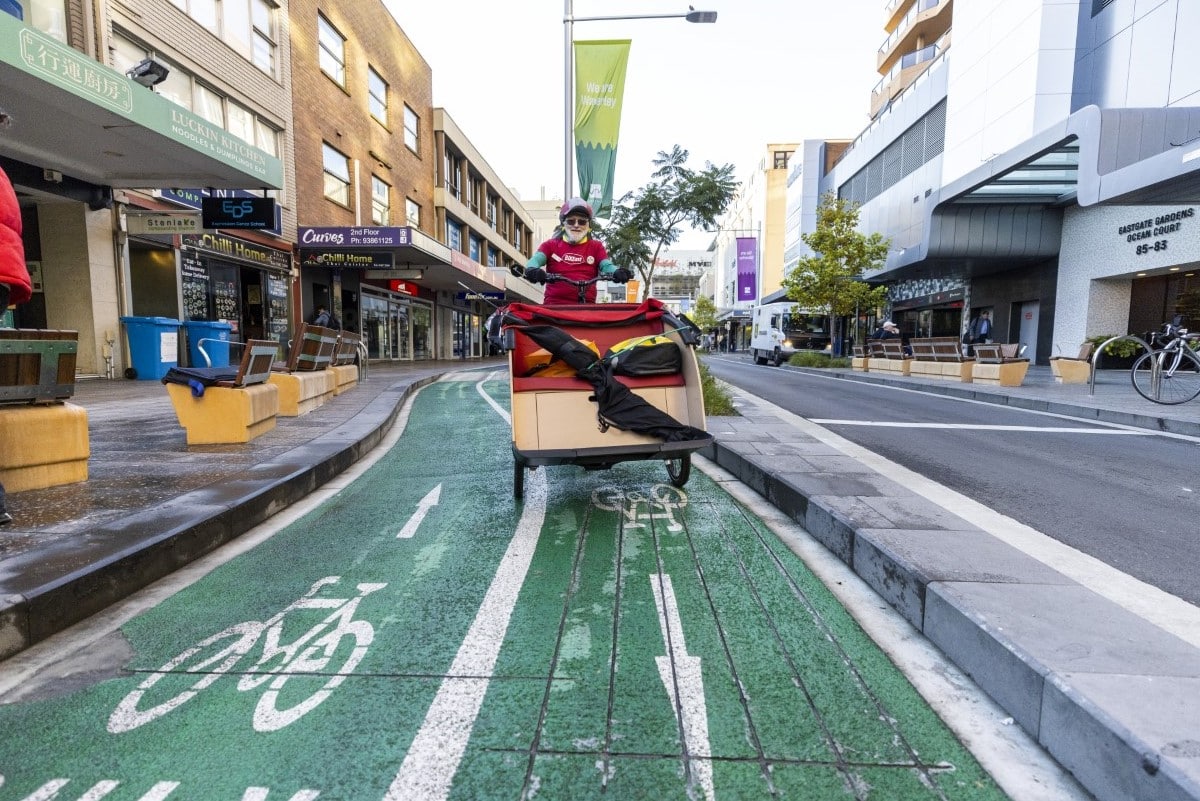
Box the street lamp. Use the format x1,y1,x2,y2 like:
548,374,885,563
563,2,717,203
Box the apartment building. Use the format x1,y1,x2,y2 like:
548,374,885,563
288,1,538,361
797,0,1200,363
0,0,285,375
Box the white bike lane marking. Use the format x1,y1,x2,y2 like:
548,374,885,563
383,372,546,801
650,573,714,801
397,484,442,539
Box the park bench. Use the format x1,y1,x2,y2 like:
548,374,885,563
268,322,339,416
163,339,280,445
909,336,974,382
867,338,912,376
328,331,362,396
0,329,89,492
971,343,1030,386
851,341,879,372
1049,342,1094,384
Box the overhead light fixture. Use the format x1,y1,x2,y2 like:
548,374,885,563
126,57,170,89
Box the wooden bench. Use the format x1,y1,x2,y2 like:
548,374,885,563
867,338,912,376
0,329,89,492
268,323,338,416
1049,342,1094,384
909,336,974,382
971,343,1030,386
851,341,880,372
165,339,280,445
328,331,362,396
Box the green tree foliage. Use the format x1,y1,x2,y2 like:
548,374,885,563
690,295,718,333
600,146,737,296
782,193,890,321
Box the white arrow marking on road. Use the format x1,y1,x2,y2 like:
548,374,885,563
651,573,715,801
397,484,442,539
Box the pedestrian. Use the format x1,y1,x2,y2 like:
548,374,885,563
873,320,900,340
522,197,631,304
967,310,992,344
311,304,339,330
1,162,34,526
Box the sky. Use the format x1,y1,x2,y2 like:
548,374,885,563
382,0,885,249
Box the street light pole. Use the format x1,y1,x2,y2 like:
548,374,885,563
563,3,717,203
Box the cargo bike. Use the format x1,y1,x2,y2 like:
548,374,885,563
499,276,713,500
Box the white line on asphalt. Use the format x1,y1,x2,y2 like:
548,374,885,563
692,455,1094,801
733,390,1200,649
650,574,714,801
396,484,442,539
808,421,1149,433
382,372,541,801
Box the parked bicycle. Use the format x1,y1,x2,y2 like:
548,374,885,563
1130,317,1200,404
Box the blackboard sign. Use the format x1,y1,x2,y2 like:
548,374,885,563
181,253,210,320
201,197,276,229
266,275,289,339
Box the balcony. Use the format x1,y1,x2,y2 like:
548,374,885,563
878,0,950,74
870,30,950,119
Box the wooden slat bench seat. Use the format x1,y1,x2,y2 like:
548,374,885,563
1049,342,1094,384
909,336,974,382
971,343,1030,386
268,323,338,416
867,338,912,376
0,329,88,492
165,339,280,445
328,331,362,396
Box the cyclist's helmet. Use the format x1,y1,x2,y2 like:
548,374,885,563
559,197,594,223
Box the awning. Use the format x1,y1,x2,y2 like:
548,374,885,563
298,224,540,301
0,14,282,189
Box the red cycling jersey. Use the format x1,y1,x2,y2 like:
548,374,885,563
537,235,609,304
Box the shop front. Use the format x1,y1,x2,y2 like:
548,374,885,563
888,285,966,339
297,225,511,362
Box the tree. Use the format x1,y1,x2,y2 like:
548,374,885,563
781,192,890,354
600,146,737,299
690,295,718,332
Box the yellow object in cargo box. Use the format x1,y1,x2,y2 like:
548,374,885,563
523,339,600,376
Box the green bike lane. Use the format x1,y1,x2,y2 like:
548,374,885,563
0,372,1010,801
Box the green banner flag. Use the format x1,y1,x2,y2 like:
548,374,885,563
573,39,630,218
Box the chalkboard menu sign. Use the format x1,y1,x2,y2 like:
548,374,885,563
266,275,289,339
181,253,210,321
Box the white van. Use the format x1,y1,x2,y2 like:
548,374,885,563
748,303,831,366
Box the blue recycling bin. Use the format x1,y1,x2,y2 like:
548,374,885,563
184,320,233,368
120,316,181,380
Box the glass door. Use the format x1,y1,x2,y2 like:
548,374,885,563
412,303,432,360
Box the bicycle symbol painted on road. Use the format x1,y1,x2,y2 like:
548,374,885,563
108,576,385,734
591,483,688,532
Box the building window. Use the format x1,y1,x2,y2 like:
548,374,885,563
403,105,419,151
446,220,462,251
468,235,481,262
318,14,346,86
487,247,499,268
773,151,790,170
444,152,462,199
27,0,67,42
368,67,388,125
323,143,351,206
371,176,391,225
164,0,275,74
486,195,497,229
406,198,420,227
1091,0,1115,14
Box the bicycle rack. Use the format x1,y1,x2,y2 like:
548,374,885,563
1088,334,1154,396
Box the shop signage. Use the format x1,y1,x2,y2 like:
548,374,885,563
388,280,418,295
1116,206,1195,256
159,188,282,235
181,232,291,273
300,250,394,269
126,212,202,235
455,291,504,302
298,226,411,248
201,197,276,229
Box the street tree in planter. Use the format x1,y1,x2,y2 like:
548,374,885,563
599,146,736,300
781,193,890,355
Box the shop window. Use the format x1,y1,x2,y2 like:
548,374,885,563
323,143,351,206
371,176,391,225
318,14,346,86
369,67,388,125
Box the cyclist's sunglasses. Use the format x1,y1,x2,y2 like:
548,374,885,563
563,217,590,226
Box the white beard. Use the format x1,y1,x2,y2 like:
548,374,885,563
563,229,587,244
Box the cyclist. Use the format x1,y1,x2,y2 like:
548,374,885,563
523,197,632,304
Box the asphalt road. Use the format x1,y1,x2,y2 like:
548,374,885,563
702,355,1200,607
